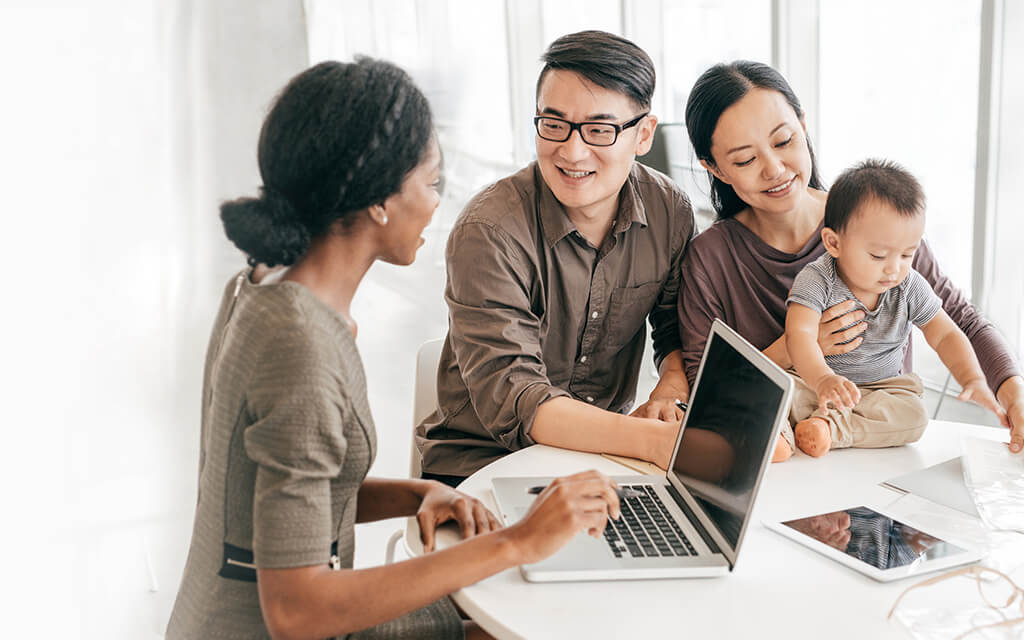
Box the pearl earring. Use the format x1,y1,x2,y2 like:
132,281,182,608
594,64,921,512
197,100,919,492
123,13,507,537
381,215,388,225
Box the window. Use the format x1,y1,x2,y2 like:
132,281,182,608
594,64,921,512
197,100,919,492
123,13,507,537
630,0,772,219
818,0,981,297
305,0,1021,386
818,0,985,388
988,1,1024,358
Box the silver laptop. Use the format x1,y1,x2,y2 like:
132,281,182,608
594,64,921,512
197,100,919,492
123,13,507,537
491,319,794,582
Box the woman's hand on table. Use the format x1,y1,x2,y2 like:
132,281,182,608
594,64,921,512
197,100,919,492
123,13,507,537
507,471,621,565
417,482,502,552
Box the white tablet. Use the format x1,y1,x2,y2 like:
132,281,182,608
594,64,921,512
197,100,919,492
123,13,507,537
764,505,983,582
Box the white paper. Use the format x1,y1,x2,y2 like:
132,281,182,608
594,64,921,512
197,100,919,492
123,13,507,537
960,435,1024,533
882,457,980,517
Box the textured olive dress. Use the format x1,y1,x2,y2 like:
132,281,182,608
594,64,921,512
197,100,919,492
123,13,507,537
166,270,462,639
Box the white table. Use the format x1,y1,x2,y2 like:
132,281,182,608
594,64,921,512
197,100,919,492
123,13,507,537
409,420,1019,639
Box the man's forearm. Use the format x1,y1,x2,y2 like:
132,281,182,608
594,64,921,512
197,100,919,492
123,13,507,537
531,397,676,466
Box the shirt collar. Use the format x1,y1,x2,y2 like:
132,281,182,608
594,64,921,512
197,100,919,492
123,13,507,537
535,162,649,249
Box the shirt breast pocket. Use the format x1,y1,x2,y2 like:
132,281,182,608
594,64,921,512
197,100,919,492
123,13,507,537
606,281,662,349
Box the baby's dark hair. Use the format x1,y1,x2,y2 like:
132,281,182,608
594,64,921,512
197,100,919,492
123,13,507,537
220,57,433,267
537,30,655,110
824,159,925,234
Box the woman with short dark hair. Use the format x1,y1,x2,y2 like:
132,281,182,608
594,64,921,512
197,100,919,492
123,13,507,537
166,57,622,640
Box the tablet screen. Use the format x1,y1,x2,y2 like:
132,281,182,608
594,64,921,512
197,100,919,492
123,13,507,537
782,507,967,570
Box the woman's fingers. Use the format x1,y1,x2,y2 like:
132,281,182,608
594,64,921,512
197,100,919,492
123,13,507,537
834,322,867,344
470,500,492,535
819,302,866,355
576,496,612,515
571,497,613,537
487,508,503,531
821,300,859,323
417,510,437,553
452,496,476,539
513,471,624,564
546,472,620,518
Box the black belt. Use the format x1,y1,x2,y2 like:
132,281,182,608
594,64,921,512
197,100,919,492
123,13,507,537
219,540,340,582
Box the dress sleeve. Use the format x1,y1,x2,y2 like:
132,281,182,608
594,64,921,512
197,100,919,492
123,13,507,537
243,324,348,568
914,239,1020,391
677,248,726,386
444,221,570,450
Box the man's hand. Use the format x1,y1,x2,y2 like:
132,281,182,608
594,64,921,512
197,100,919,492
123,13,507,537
630,397,684,422
417,482,501,552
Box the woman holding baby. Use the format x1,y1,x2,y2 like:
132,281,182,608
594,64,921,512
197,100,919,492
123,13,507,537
677,61,1023,460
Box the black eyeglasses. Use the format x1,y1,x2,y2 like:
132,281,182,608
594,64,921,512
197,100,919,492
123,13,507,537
534,112,649,147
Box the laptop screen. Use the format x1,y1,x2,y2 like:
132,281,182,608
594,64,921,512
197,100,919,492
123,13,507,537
669,330,785,550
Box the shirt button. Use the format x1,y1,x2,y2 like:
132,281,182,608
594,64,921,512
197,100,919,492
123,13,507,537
579,355,587,363
586,396,595,403
591,311,599,319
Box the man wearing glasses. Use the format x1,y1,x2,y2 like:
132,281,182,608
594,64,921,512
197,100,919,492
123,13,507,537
416,30,695,485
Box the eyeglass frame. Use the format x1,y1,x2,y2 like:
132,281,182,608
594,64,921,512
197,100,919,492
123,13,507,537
533,112,650,147
888,565,1024,639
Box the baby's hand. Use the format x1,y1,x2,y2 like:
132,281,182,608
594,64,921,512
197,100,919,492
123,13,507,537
958,378,1009,428
814,374,861,413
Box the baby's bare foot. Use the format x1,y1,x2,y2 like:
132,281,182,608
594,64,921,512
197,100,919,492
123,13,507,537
772,434,793,462
795,418,832,458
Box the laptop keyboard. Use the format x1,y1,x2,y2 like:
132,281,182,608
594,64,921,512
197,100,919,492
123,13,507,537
603,485,697,558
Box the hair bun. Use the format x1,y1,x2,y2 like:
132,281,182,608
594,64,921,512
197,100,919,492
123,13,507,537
220,186,311,267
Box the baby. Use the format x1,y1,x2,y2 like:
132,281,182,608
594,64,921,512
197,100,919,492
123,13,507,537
782,159,1006,458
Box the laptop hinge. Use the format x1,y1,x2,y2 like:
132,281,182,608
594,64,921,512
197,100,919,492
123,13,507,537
666,483,721,556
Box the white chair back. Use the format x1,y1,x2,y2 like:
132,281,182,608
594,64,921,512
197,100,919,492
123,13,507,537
409,338,444,477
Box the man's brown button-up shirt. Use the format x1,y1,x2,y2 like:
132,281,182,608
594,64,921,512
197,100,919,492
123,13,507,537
416,162,694,477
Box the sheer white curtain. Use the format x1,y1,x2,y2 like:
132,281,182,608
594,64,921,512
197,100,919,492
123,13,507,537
0,2,309,636
988,2,1024,360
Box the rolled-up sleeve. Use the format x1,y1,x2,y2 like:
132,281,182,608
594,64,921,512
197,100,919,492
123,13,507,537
243,327,347,568
445,221,569,450
914,239,1020,392
649,191,693,368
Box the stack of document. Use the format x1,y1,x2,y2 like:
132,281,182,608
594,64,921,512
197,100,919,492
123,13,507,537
882,436,1024,532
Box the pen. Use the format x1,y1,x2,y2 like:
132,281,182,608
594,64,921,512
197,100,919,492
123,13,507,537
675,399,688,412
527,485,645,500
